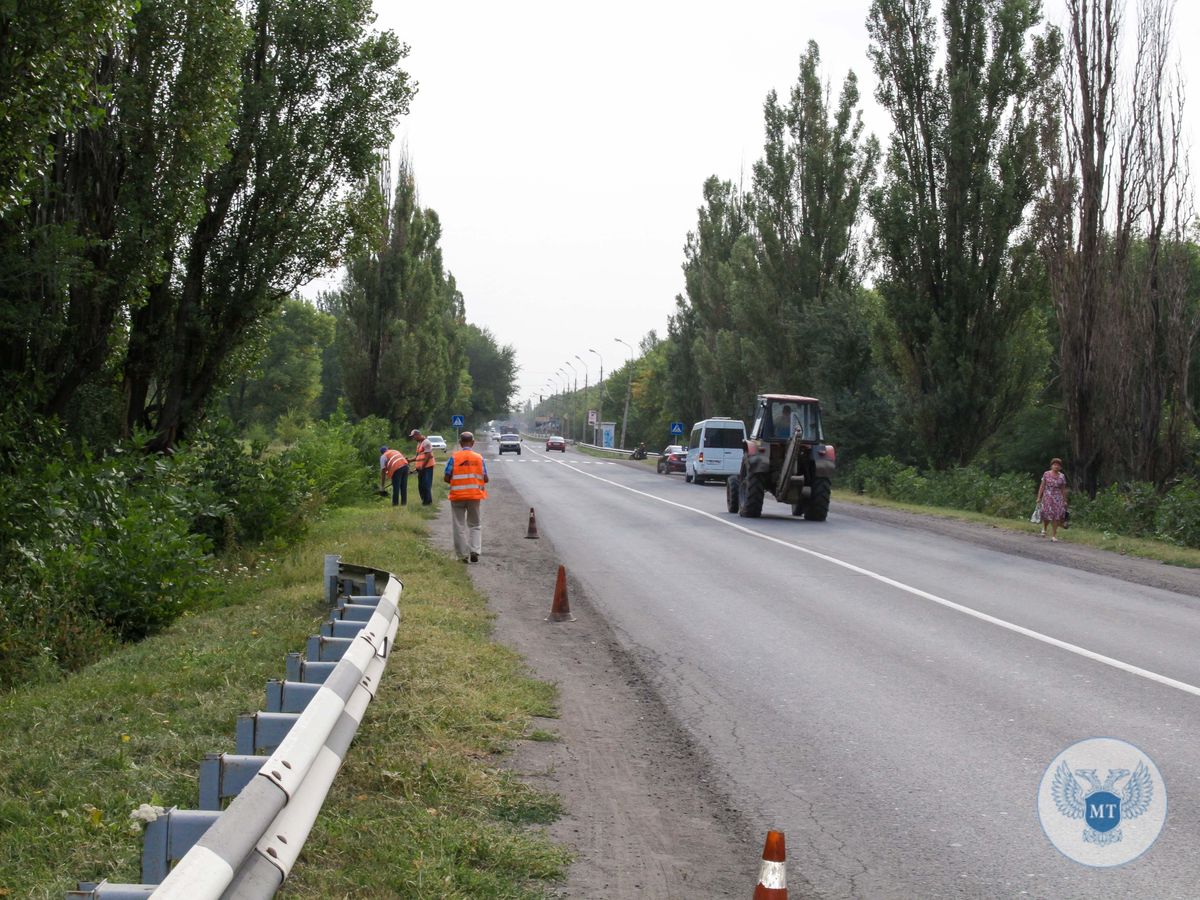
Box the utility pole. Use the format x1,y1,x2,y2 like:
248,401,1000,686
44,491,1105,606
589,348,604,446
563,360,577,442
574,354,589,445
615,337,634,450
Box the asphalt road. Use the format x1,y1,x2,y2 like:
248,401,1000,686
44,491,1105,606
484,439,1200,899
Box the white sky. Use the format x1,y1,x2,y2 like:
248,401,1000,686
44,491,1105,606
364,0,1199,411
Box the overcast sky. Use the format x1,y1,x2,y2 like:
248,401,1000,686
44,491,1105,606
364,0,1199,416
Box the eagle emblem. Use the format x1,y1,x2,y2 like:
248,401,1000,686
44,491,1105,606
1052,759,1154,846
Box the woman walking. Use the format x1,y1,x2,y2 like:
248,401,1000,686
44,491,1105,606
1037,458,1069,541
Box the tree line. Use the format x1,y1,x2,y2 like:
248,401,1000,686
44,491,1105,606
538,0,1199,496
1,0,518,451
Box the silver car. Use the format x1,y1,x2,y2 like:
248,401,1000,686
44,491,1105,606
498,433,522,454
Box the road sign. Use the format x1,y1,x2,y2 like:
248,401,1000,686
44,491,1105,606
669,421,685,435
451,414,465,428
588,409,597,426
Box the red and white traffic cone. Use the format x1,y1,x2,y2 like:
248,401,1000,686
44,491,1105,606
546,565,575,622
753,830,787,899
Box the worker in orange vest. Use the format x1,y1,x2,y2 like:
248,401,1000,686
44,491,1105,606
443,431,489,562
379,445,409,506
409,428,436,506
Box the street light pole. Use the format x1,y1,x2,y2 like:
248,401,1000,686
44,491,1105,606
563,360,577,441
589,348,604,446
574,354,589,444
614,337,634,450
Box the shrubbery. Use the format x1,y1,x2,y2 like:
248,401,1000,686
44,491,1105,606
846,456,1200,549
0,408,390,690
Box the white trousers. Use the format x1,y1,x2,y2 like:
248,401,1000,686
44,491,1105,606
450,500,482,558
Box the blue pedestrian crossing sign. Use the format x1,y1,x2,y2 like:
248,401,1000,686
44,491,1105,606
451,414,465,428
669,421,685,435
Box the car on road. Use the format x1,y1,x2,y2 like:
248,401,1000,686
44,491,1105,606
686,417,746,484
498,433,522,454
545,435,566,452
657,445,687,474
427,435,448,452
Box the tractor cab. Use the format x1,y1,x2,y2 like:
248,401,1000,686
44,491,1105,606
749,395,824,444
729,393,835,520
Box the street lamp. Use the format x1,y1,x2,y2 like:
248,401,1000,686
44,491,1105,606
574,354,589,444
614,337,635,450
563,360,577,441
589,348,604,446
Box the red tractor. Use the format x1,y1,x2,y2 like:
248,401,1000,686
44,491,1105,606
726,394,835,520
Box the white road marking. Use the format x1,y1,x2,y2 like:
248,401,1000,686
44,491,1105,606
527,453,1200,699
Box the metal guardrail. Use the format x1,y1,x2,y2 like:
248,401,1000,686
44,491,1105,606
69,557,401,899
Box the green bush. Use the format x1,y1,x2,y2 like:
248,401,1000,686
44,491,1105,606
0,418,215,688
846,456,927,501
1154,478,1200,548
1074,482,1160,537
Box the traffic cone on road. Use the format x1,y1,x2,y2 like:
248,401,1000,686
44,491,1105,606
753,830,787,899
525,507,539,539
546,565,575,622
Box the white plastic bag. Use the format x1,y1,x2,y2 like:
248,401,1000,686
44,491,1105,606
1030,504,1042,524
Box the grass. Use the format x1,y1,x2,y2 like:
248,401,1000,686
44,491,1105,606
835,489,1200,568
0,496,570,898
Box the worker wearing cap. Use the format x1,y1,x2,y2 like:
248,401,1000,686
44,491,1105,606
379,445,409,507
444,431,489,562
410,428,436,505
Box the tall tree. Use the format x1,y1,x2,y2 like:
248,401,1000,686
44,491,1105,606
329,155,466,429
0,0,137,213
121,0,411,450
669,44,878,431
1040,0,1196,492
749,41,879,383
224,297,335,429
460,324,518,423
0,0,243,428
867,0,1060,466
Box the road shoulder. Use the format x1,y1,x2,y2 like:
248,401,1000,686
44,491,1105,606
430,471,758,898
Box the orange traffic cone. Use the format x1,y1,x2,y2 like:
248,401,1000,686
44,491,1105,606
546,565,575,622
752,830,787,899
525,507,539,539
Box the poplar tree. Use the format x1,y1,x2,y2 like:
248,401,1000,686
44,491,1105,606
867,0,1059,466
330,156,466,429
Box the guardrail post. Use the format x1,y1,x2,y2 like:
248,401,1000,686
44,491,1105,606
235,712,301,755
264,679,321,713
198,754,268,810
323,554,340,605
306,634,355,662
141,808,222,883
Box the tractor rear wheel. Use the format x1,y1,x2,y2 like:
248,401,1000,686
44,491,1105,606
726,476,740,513
738,474,764,518
804,477,831,521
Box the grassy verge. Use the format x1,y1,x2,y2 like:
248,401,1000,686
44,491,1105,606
835,489,1200,568
0,497,569,898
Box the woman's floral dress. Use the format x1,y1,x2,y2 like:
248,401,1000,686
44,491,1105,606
1040,470,1067,522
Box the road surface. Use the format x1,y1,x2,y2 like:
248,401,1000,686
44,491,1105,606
466,438,1200,898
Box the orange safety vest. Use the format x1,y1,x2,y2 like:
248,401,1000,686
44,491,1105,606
382,449,408,477
414,439,435,470
447,449,487,501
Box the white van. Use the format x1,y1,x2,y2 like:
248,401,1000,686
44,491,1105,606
685,417,746,484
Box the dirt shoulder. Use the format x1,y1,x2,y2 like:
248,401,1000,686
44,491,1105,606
430,473,760,899
430,468,1198,898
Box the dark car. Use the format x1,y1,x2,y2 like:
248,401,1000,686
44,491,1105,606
545,435,566,452
657,445,687,474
